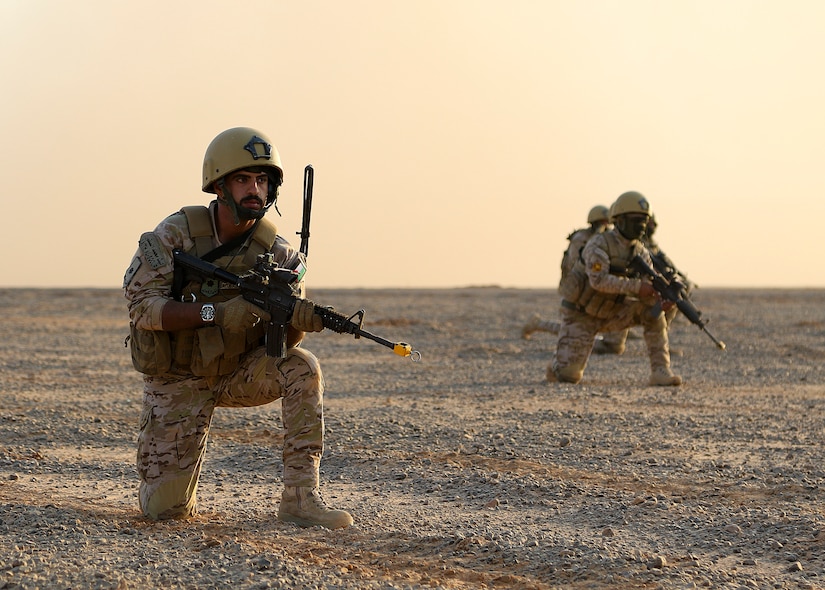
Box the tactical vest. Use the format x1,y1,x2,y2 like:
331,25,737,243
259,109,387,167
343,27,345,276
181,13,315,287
132,206,279,377
560,231,645,320
560,227,594,281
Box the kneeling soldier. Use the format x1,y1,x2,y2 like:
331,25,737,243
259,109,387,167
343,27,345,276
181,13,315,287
124,127,352,528
550,191,682,387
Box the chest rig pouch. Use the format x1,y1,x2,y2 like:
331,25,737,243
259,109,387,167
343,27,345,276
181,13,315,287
567,232,644,320
169,206,279,377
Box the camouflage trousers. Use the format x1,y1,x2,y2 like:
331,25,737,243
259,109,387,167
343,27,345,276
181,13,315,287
551,301,671,383
137,346,324,520
524,318,627,344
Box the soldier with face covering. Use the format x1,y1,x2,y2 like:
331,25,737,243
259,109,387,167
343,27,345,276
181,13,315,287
549,191,682,386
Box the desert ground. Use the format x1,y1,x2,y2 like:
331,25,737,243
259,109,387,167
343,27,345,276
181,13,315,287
1,286,824,589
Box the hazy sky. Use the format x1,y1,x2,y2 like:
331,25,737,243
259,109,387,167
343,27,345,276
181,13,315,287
3,1,825,288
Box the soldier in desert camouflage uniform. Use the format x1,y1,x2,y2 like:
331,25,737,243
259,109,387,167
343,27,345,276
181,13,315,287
522,204,628,353
123,127,352,528
548,191,682,387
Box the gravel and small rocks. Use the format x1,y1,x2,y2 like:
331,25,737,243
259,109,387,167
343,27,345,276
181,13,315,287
1,287,824,589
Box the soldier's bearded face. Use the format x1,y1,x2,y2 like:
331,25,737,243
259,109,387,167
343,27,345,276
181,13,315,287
616,214,649,241
220,170,269,220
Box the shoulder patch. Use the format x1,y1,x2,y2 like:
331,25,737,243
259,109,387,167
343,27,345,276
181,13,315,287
139,232,170,269
123,255,142,288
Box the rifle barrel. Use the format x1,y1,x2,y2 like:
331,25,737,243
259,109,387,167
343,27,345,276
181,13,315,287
355,327,419,360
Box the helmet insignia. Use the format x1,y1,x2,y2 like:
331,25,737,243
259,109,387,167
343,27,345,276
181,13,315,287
243,135,272,160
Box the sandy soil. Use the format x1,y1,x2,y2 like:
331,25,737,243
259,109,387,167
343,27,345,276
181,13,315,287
1,286,824,589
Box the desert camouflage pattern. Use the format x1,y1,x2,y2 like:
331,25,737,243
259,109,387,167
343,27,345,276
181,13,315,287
561,226,606,280
125,202,322,520
557,225,625,346
550,228,672,382
523,224,621,341
552,301,670,382
137,346,323,519
124,202,301,331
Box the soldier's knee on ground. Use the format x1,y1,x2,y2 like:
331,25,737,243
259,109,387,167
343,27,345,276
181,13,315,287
557,366,584,383
548,362,583,384
140,477,198,521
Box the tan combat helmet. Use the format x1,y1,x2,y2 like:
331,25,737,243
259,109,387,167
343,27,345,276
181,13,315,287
202,127,284,222
611,191,651,217
587,205,609,224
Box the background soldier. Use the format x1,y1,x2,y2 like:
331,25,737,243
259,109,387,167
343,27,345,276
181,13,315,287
123,127,353,528
522,204,628,353
549,191,682,386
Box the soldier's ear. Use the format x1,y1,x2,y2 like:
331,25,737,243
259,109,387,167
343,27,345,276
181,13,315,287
213,179,227,200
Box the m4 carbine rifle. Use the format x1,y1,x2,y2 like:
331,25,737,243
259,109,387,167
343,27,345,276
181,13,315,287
629,254,726,351
172,249,421,362
649,249,693,291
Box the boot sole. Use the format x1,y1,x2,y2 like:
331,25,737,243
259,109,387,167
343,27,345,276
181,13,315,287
278,510,353,529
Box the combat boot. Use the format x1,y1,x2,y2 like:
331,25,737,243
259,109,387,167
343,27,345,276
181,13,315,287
278,486,353,529
649,367,682,387
522,315,560,339
592,339,625,355
522,314,541,340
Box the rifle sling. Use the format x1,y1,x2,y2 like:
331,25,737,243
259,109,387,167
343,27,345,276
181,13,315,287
171,222,258,302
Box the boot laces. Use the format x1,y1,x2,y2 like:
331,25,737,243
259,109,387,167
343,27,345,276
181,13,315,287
307,487,331,511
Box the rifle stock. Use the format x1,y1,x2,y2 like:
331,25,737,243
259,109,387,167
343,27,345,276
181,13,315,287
629,255,726,351
172,249,420,361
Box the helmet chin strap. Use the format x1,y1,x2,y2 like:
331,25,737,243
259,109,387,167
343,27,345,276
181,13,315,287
216,180,281,225
266,182,281,216
215,180,241,225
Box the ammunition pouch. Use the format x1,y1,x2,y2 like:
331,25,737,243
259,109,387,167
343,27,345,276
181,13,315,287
564,231,642,320
564,287,627,320
582,290,626,319
129,323,172,376
170,322,266,377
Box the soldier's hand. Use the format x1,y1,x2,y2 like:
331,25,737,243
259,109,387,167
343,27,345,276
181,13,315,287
639,282,659,300
291,298,324,332
214,296,271,332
